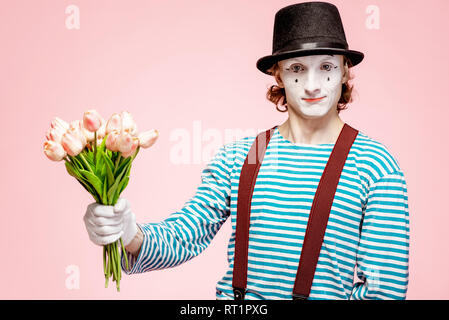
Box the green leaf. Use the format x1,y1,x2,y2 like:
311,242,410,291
66,162,99,201
94,147,103,176
65,161,80,179
99,134,107,152
114,160,133,204
114,161,132,204
85,150,94,164
71,156,84,171
95,147,102,171
66,161,92,186
76,178,98,201
107,160,131,205
79,169,103,200
102,175,108,205
96,135,107,166
101,163,106,179
114,156,131,178
102,151,115,188
77,153,93,173
117,176,129,197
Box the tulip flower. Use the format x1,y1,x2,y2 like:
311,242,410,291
105,129,121,152
97,121,106,139
50,117,69,132
68,120,88,148
46,117,70,143
138,129,159,148
44,140,67,161
120,111,138,136
46,126,66,144
117,131,134,154
81,120,96,142
121,137,139,158
83,109,102,132
106,113,122,134
61,131,84,156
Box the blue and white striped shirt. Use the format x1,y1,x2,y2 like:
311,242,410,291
121,125,410,300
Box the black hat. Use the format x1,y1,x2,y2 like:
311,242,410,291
256,1,364,75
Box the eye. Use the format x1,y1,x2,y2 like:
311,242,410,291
322,63,333,71
286,63,304,73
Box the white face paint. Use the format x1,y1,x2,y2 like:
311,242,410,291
277,54,347,118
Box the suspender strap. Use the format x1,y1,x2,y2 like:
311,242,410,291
232,125,277,300
292,123,359,299
232,123,359,300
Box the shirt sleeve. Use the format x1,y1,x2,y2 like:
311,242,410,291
350,170,410,300
120,143,232,274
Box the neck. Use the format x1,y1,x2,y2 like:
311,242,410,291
278,108,345,145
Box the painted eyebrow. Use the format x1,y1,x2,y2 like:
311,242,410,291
286,55,336,65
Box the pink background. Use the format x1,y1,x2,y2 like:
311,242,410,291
1,0,448,299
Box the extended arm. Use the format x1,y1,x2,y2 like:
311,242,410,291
121,143,233,274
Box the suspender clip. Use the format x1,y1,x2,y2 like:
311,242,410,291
233,287,246,300
292,293,308,300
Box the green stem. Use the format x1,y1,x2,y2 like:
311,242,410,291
104,244,109,288
103,245,106,275
115,153,122,170
111,241,118,284
78,152,93,173
93,131,97,165
120,237,129,271
115,241,121,292
108,243,113,284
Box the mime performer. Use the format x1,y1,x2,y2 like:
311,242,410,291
83,2,410,300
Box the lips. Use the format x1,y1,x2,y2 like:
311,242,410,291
303,96,326,102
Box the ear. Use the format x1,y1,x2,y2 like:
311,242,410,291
274,71,284,88
341,62,349,84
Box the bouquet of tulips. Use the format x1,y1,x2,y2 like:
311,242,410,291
43,110,158,291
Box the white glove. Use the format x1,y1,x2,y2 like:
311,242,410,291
83,197,138,246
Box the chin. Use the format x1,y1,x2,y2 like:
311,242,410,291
296,104,332,118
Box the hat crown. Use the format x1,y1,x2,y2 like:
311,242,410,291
255,1,364,74
272,2,348,54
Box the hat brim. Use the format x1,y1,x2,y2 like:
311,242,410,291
256,48,364,75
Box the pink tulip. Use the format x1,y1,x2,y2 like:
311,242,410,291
43,140,67,161
46,117,69,143
105,130,121,152
117,131,134,154
121,137,139,158
68,120,87,148
50,117,69,132
81,119,95,142
61,131,84,156
97,121,106,139
138,129,159,148
45,126,66,144
106,113,122,134
120,111,138,136
83,109,102,132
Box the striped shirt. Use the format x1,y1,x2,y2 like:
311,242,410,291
121,125,410,300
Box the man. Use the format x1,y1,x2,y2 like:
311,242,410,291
84,2,409,299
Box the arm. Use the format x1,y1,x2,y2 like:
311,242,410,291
125,226,143,257
121,143,233,274
350,170,410,300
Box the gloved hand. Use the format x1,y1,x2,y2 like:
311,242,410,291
83,197,138,246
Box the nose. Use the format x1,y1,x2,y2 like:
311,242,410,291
303,71,321,97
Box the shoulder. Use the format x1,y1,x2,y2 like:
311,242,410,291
221,132,259,161
351,128,404,183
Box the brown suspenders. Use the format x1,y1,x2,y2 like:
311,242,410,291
232,123,359,300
